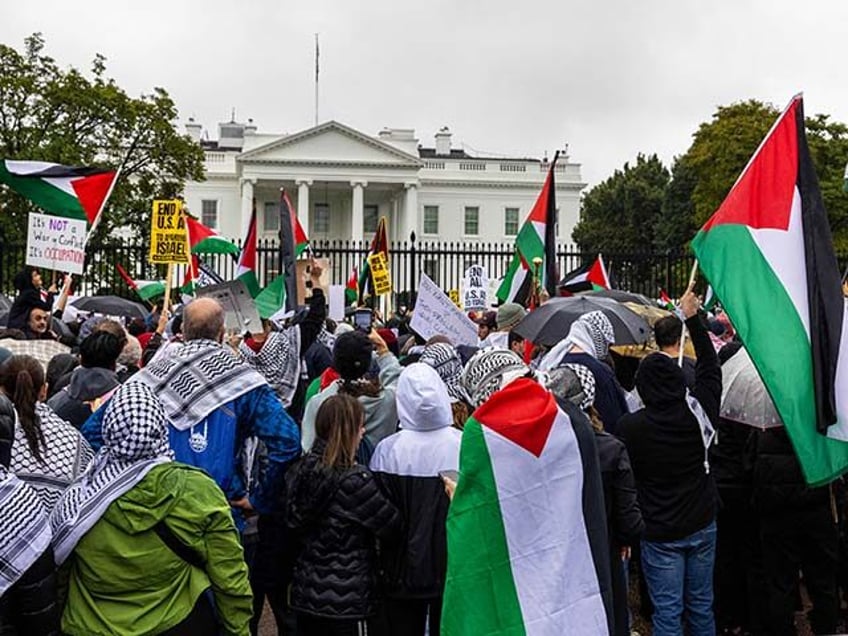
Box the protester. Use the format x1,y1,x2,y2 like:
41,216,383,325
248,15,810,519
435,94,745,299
6,267,54,332
539,310,629,434
370,363,462,635
48,331,122,428
239,320,302,407
286,394,401,636
653,314,696,388
45,352,79,400
419,341,471,429
479,302,525,348
301,329,401,455
116,334,142,381
1,355,93,511
52,382,253,635
619,290,721,636
0,392,60,635
474,310,497,346
21,307,58,341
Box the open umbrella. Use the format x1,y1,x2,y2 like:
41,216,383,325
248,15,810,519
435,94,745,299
721,348,782,429
585,289,654,307
0,338,71,370
513,296,651,347
72,295,149,319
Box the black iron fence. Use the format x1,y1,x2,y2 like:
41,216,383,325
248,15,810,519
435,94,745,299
4,238,844,303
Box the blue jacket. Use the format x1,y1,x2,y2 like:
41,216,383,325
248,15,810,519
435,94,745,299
81,384,301,518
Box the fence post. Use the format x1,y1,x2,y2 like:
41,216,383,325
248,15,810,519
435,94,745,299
408,231,417,304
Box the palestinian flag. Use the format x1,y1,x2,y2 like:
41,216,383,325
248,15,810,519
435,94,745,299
116,264,165,302
186,216,240,256
180,255,223,295
285,190,310,257
237,203,261,298
558,254,611,295
358,217,389,302
0,160,117,225
255,275,287,320
442,379,610,635
692,94,848,486
345,266,358,305
496,153,559,305
659,288,675,311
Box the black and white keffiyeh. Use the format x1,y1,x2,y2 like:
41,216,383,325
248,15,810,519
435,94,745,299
420,343,470,405
538,311,616,371
132,338,267,431
239,328,301,407
51,383,173,565
11,403,94,512
461,348,530,407
0,466,51,595
541,363,597,412
566,363,597,411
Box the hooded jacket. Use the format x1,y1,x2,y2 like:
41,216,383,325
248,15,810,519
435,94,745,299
6,268,52,332
370,364,463,599
61,462,252,636
47,367,120,429
618,315,721,542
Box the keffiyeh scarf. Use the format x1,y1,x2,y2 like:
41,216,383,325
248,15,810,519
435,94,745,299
541,363,597,412
0,466,51,595
51,383,173,565
11,403,94,512
461,348,530,407
420,343,470,404
538,311,616,371
239,328,301,407
132,338,266,431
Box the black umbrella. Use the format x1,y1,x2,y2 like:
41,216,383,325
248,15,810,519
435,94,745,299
584,288,654,307
72,295,149,319
513,296,651,347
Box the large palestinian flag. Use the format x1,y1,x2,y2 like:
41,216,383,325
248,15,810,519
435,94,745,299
0,160,117,225
558,254,611,295
692,94,848,486
496,152,559,305
186,216,240,256
442,379,609,635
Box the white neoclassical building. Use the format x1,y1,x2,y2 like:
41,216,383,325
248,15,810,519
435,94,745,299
182,118,586,246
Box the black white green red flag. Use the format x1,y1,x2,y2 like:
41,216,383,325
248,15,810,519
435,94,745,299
558,254,611,295
358,216,389,303
116,263,165,302
692,94,848,486
0,160,117,226
237,202,261,298
186,216,240,256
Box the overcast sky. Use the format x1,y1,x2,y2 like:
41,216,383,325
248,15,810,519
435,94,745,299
3,0,847,187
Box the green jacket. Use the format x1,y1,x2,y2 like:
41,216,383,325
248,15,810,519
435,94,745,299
62,462,253,635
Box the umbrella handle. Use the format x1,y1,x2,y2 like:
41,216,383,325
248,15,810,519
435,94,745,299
678,260,699,367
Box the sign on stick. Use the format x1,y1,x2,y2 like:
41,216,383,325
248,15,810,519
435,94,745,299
26,212,87,275
149,200,189,264
367,252,392,296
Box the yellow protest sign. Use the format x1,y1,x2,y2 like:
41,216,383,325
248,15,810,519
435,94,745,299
449,289,461,307
367,252,392,296
149,200,189,265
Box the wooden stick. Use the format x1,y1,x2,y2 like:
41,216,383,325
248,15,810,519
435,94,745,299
162,262,175,321
678,259,699,367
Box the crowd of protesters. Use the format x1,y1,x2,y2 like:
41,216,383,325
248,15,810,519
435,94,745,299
0,264,843,636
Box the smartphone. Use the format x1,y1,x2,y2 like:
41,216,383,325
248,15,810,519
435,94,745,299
353,308,373,332
439,470,459,482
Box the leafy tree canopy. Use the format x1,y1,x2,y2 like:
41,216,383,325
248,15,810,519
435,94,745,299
0,33,204,244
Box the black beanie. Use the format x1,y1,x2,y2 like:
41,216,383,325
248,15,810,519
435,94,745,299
333,331,374,381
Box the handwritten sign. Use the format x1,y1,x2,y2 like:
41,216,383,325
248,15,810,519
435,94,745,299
367,252,392,295
410,274,478,347
149,200,189,264
462,264,488,311
26,212,87,274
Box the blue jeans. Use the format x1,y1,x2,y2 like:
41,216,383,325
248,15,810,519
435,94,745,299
641,520,717,636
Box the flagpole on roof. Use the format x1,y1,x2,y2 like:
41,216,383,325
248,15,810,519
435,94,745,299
314,33,320,127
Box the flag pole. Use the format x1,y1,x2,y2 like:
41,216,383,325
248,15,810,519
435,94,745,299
162,262,175,322
678,259,699,367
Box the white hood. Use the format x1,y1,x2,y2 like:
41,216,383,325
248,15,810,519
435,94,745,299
397,363,453,432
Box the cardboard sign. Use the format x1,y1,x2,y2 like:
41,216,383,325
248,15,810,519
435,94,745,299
367,253,392,296
26,213,87,274
410,274,478,347
462,264,488,311
149,200,189,264
195,280,262,335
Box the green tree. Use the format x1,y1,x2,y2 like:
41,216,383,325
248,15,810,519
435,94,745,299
0,33,204,245
572,153,670,253
654,155,697,251
805,114,848,250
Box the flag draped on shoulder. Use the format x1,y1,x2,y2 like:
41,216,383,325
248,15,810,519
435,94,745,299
692,94,848,486
186,216,240,256
358,217,389,302
442,379,610,635
559,254,611,295
0,160,117,225
497,152,559,305
237,202,261,298
116,264,165,302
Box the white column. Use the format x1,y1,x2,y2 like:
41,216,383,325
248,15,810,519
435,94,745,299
295,179,312,234
240,178,255,238
351,180,366,242
403,183,418,242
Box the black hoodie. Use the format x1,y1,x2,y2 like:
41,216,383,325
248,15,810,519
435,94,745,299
7,268,52,332
618,315,722,542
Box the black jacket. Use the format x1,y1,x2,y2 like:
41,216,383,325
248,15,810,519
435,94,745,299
46,366,120,429
619,315,721,542
560,353,629,435
286,443,401,619
595,430,644,547
0,548,60,636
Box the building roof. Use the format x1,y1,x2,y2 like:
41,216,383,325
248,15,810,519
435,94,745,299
418,147,541,163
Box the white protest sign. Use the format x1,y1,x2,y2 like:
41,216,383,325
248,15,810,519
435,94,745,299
26,212,87,275
410,274,478,347
462,264,488,311
328,285,346,321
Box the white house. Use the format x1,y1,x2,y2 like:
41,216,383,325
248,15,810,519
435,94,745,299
182,118,586,247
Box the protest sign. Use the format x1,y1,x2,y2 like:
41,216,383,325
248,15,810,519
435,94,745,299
462,264,488,311
296,258,331,305
149,200,189,265
196,279,262,335
410,274,478,347
449,289,461,307
367,252,392,295
26,212,87,275
328,285,346,321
